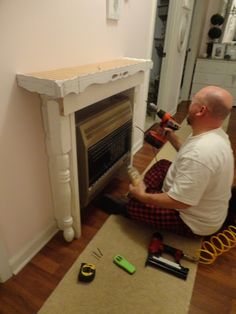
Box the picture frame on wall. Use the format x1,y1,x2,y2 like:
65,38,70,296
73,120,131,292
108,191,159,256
107,0,121,20
211,43,226,59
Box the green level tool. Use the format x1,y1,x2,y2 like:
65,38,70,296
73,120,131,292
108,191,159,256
113,255,136,274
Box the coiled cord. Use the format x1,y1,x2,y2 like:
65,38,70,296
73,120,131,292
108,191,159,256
197,224,236,264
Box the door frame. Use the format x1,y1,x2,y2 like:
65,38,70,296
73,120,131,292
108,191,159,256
180,0,209,101
147,0,158,60
157,0,195,114
147,0,195,115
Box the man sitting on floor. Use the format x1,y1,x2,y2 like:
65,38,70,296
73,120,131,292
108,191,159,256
100,85,234,237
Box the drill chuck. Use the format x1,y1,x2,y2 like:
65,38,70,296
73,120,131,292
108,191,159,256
157,109,166,119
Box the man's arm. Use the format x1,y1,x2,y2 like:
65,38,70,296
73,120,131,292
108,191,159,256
129,181,190,209
165,130,183,151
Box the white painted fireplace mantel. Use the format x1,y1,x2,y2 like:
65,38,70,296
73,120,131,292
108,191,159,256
16,57,152,242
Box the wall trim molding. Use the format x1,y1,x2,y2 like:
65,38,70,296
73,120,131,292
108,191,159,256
10,222,58,275
132,138,143,155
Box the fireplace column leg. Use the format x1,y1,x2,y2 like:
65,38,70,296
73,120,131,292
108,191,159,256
41,96,76,242
56,153,74,242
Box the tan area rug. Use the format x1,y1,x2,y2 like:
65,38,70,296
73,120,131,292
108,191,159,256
39,216,201,314
39,116,230,314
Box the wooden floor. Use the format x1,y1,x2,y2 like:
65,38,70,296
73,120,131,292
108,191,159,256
1,103,236,314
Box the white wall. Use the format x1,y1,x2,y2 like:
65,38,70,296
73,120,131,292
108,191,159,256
0,0,155,265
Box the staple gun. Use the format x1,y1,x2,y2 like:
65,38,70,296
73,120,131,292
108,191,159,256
145,232,197,280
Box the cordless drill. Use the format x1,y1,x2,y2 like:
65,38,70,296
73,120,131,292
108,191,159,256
145,110,180,149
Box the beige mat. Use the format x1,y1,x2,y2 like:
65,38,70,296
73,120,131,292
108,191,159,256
39,215,201,314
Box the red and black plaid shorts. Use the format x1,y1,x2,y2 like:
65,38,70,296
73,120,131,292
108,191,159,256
127,159,195,237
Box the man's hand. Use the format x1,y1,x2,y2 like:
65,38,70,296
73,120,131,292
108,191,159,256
129,180,190,210
129,180,146,202
164,128,182,151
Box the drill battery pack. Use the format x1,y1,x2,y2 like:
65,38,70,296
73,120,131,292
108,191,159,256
145,130,166,149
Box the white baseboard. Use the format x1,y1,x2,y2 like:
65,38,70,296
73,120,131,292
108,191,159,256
10,222,58,275
132,139,143,155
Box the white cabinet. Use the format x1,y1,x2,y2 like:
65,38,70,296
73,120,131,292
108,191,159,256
191,58,236,106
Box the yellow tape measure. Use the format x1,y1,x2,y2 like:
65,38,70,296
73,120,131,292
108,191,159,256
78,263,96,282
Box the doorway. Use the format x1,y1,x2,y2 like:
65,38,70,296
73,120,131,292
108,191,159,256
146,0,169,130
145,0,195,130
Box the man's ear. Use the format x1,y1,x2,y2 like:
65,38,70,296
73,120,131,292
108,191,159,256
196,105,207,116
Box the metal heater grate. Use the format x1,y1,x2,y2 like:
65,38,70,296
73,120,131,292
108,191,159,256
76,95,132,207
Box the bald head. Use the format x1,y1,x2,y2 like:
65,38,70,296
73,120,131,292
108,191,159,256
195,86,233,120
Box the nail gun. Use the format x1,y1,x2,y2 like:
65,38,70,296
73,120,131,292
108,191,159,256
145,110,181,149
145,232,198,280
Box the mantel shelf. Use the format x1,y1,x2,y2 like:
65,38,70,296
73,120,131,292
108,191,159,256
17,57,152,98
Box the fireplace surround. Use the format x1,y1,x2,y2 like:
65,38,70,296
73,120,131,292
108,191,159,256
17,58,152,242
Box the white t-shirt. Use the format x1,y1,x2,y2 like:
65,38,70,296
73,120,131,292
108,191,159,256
163,128,234,236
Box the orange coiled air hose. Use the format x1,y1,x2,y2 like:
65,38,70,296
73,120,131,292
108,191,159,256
196,225,236,264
